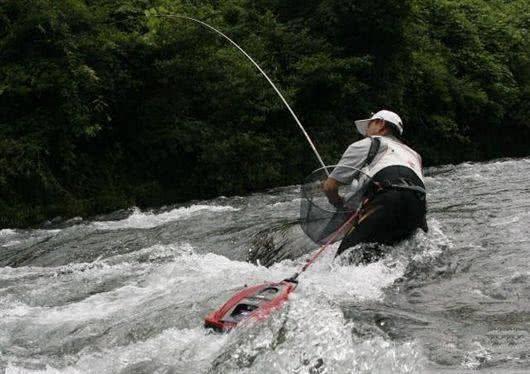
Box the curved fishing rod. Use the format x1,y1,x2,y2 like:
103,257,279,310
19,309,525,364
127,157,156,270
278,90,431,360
156,14,328,173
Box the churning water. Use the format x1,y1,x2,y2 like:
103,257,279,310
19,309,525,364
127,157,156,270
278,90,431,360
1,158,529,373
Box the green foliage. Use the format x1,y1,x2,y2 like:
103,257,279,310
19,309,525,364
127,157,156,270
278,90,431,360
0,0,529,227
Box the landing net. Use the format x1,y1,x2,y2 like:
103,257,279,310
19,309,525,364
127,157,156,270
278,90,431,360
300,165,372,244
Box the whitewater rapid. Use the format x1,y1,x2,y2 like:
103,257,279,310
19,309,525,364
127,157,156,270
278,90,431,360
1,157,529,373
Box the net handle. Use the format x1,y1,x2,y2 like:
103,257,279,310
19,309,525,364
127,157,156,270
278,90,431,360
287,207,361,282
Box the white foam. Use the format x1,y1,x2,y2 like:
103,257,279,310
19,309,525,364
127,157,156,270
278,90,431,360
213,292,424,373
410,218,452,263
0,229,17,238
91,205,239,230
0,244,203,323
70,327,227,373
306,260,406,301
0,244,282,343
268,198,301,209
279,242,405,302
1,229,61,248
0,281,147,325
462,341,493,369
140,247,289,298
0,232,435,373
1,240,21,248
276,218,450,304
4,327,227,373
489,215,521,227
5,365,67,374
0,229,19,247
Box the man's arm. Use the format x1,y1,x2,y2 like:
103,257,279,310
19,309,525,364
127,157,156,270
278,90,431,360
323,177,343,207
325,138,373,207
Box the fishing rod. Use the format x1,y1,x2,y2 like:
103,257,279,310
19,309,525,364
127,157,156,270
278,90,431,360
156,14,328,174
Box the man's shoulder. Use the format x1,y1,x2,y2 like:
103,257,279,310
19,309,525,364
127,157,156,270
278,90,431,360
384,136,419,152
346,137,372,151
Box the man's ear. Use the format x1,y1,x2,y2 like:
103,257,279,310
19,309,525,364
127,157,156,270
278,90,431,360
382,121,392,134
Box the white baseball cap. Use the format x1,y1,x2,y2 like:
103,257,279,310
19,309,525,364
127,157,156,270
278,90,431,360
354,109,403,136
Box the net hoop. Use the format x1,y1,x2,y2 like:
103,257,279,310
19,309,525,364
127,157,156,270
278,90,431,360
300,165,372,244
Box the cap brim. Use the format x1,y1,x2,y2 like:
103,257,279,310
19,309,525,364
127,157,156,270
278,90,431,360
354,119,370,136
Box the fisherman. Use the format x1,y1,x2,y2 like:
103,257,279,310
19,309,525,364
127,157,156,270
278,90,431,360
323,110,427,263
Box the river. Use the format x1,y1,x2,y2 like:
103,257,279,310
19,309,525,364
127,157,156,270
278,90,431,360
1,157,529,373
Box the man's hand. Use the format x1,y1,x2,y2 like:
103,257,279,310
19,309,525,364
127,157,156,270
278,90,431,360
323,177,344,208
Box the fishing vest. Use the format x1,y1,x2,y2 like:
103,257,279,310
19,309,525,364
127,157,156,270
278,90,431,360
363,136,425,185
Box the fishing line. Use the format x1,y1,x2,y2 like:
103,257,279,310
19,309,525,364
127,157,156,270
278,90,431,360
155,14,328,173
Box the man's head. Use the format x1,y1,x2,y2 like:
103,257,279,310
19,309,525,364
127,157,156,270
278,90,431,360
354,110,403,137
365,118,390,136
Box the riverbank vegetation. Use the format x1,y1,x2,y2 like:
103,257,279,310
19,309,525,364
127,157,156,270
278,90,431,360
1,0,529,227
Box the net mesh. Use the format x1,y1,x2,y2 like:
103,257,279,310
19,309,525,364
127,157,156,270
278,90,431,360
300,165,372,244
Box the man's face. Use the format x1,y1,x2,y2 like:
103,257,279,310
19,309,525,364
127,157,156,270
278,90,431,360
366,119,385,136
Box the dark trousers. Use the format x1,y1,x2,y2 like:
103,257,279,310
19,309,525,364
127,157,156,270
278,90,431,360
336,189,427,263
